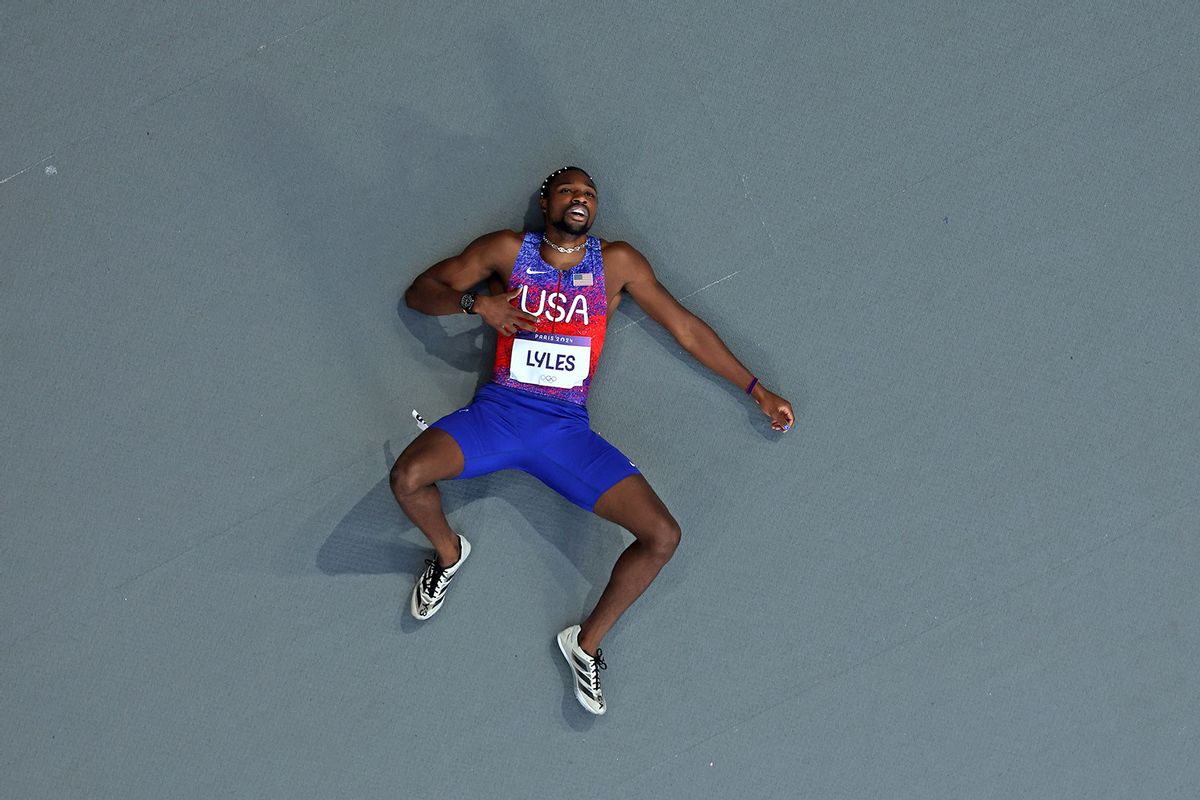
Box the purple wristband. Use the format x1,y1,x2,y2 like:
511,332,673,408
745,377,758,395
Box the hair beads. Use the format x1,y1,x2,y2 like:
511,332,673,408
539,166,593,197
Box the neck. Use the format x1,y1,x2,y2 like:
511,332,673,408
544,230,586,248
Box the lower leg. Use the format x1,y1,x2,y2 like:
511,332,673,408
578,474,681,655
396,484,461,568
390,429,466,568
577,538,674,654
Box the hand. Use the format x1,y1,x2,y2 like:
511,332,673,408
476,290,538,337
752,385,795,432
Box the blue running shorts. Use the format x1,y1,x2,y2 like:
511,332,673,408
430,383,640,511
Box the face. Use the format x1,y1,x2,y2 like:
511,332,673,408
541,170,598,237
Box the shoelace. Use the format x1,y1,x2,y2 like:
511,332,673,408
590,649,607,692
421,558,449,597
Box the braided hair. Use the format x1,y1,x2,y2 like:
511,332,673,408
539,166,594,197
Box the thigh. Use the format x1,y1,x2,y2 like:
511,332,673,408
534,425,641,512
592,473,678,539
392,427,466,487
429,390,527,480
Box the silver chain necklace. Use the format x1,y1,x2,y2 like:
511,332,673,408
542,234,587,254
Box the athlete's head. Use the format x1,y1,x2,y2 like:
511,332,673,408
539,166,597,238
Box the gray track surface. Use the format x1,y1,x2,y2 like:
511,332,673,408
3,2,1198,798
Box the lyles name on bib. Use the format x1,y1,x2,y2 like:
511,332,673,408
509,331,591,389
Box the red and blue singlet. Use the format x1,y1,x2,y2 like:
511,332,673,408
491,232,607,406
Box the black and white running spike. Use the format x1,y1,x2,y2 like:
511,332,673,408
557,624,607,715
410,535,471,620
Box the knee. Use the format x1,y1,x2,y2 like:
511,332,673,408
389,457,424,499
645,516,681,561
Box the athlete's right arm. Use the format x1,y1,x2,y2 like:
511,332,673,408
404,231,537,334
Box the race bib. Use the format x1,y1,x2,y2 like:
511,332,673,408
510,332,591,389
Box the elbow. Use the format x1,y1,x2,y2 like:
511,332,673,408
674,317,707,353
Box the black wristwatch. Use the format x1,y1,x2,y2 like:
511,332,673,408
459,291,477,315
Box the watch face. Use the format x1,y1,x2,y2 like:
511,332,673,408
460,292,475,313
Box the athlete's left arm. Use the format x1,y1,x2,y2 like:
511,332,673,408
609,242,795,432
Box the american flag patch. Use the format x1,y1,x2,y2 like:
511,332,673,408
572,273,594,286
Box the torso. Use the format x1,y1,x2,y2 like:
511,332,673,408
491,232,610,406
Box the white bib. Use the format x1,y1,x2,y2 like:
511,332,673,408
510,332,591,389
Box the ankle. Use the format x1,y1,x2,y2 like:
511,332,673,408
577,629,600,657
437,537,461,569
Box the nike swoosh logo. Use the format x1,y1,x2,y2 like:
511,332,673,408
527,269,553,275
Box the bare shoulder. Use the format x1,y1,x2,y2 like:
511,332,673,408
415,229,524,289
600,239,654,291
468,229,525,261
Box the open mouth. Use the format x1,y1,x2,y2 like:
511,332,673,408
566,204,589,222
